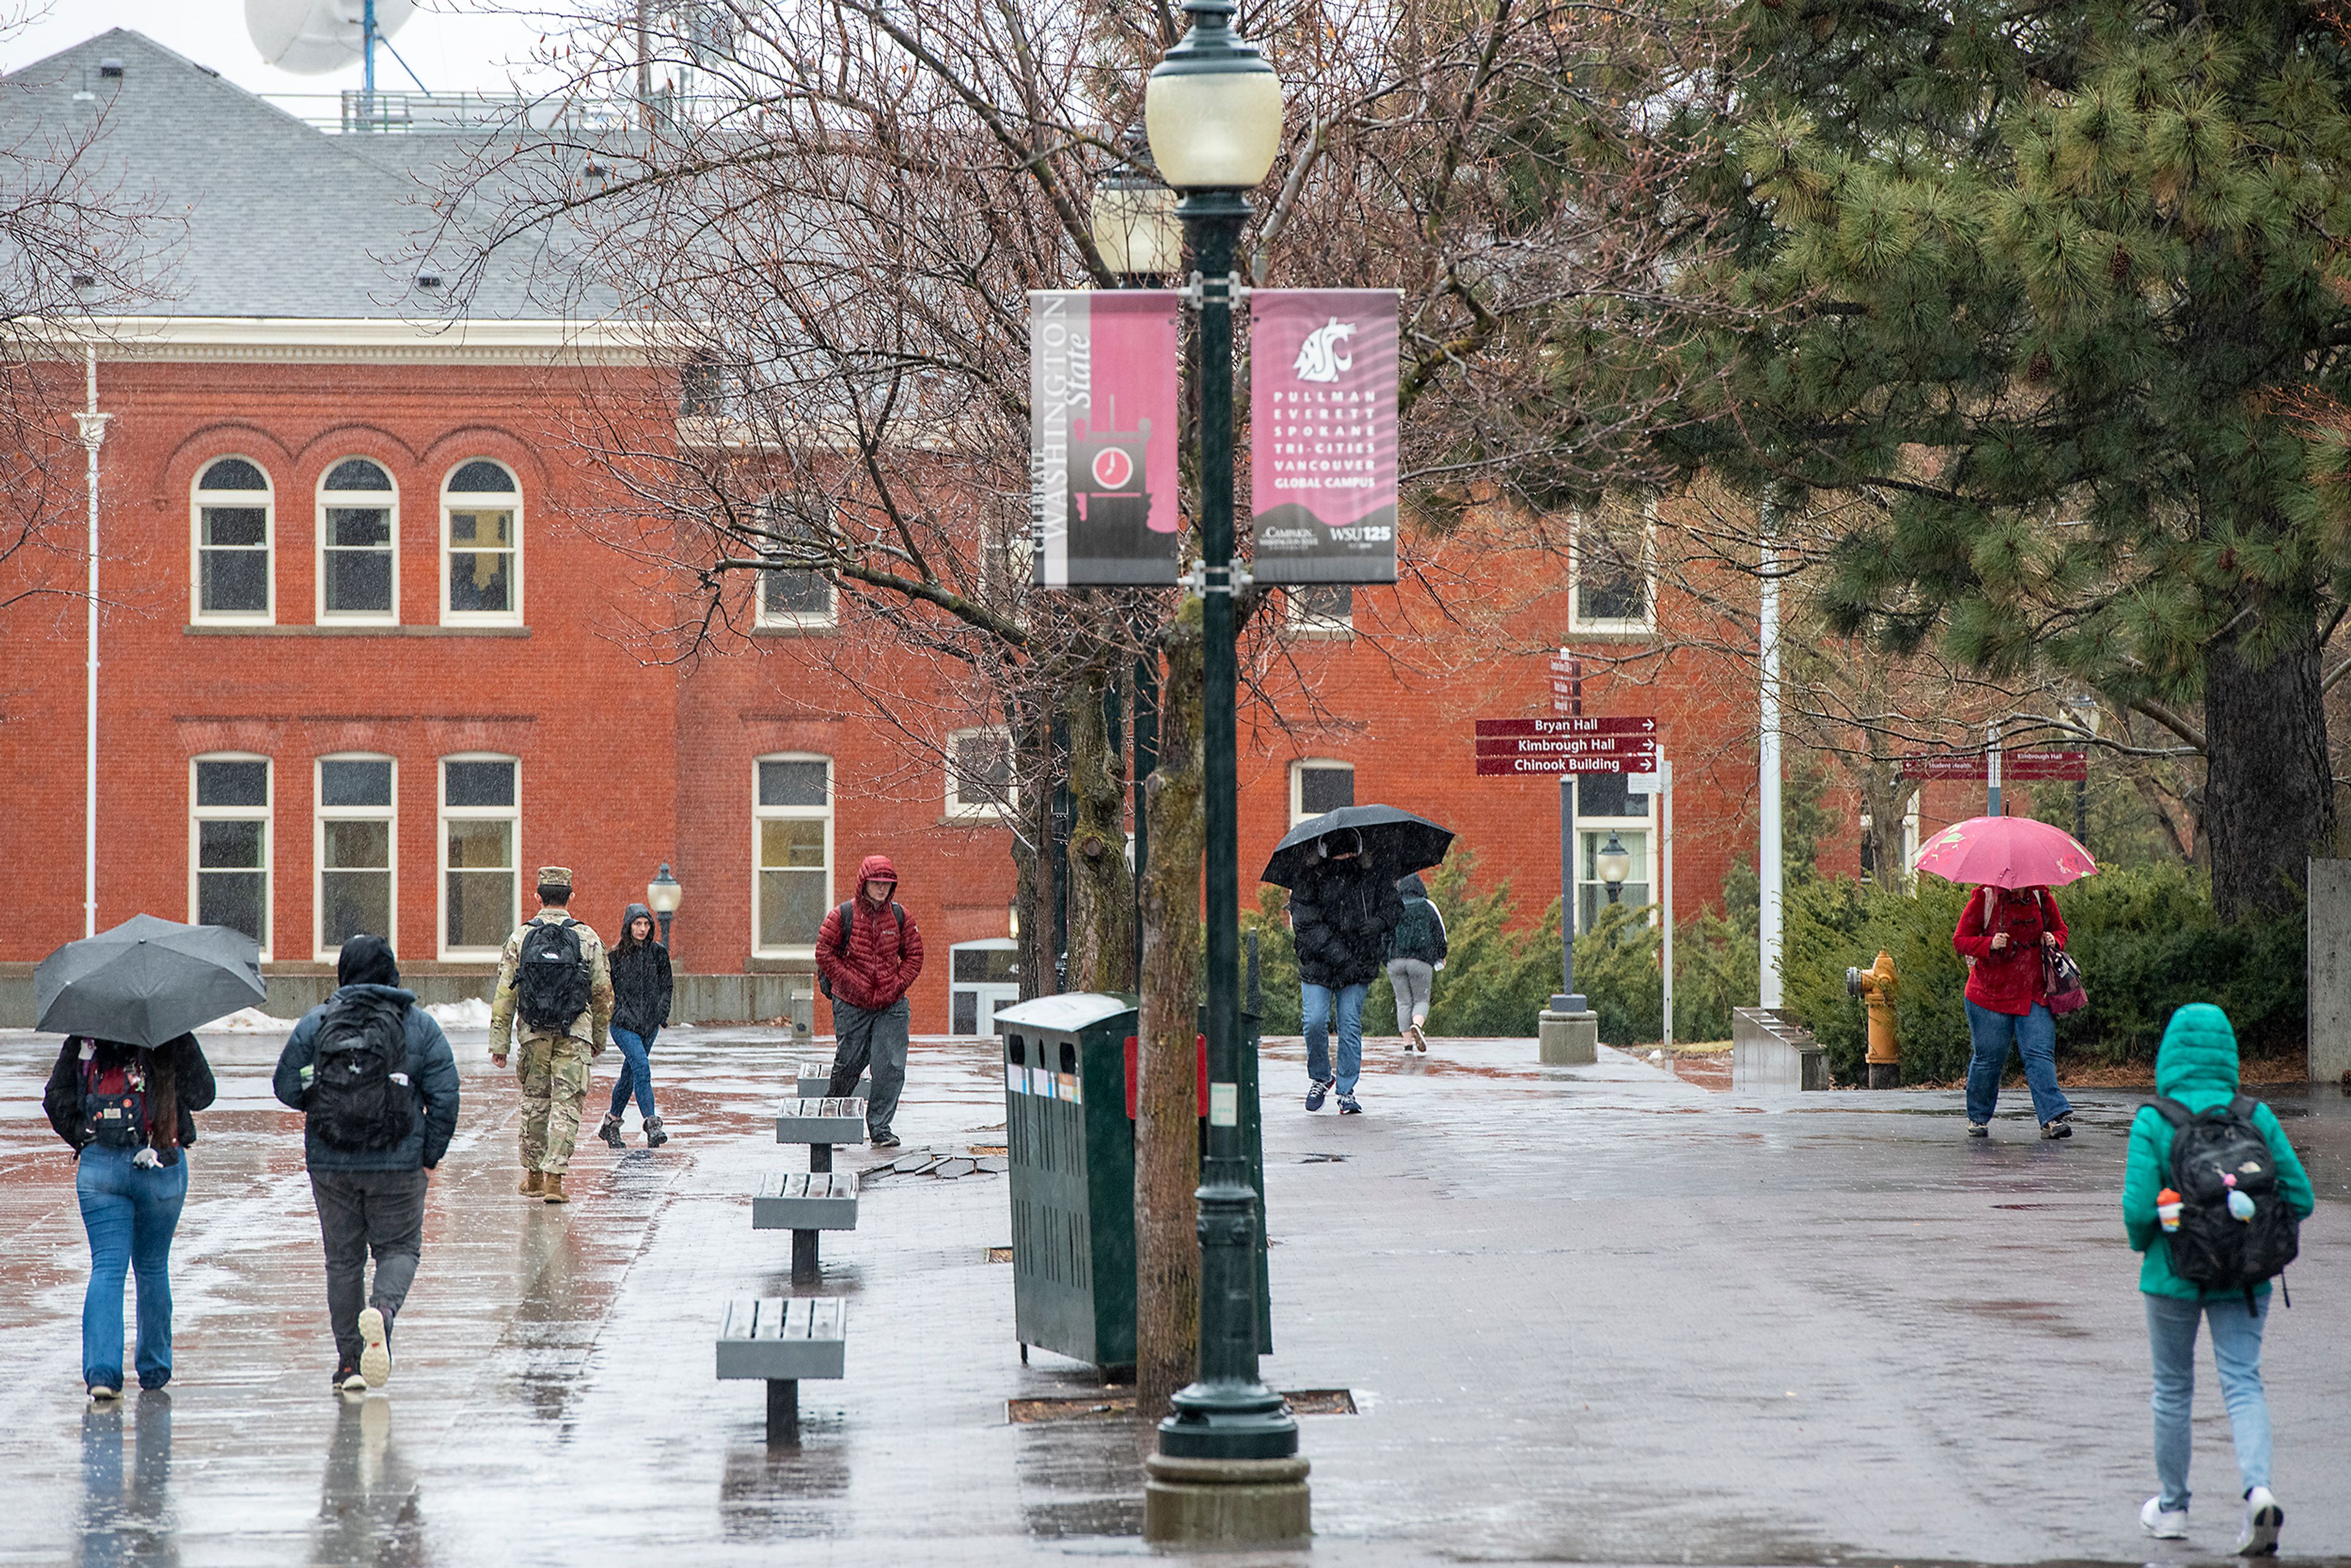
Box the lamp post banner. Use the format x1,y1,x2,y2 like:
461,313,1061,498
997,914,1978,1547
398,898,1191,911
1249,287,1399,583
1029,289,1184,587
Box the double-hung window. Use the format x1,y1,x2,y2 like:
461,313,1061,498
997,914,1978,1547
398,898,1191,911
754,756,831,955
192,754,270,951
441,756,518,955
443,460,521,622
1289,759,1354,825
318,755,395,956
945,727,1014,821
1572,771,1652,934
1569,497,1656,634
318,459,397,621
193,458,272,623
755,493,836,628
1287,585,1354,637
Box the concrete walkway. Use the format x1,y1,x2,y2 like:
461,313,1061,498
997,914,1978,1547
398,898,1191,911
2,1026,2344,1564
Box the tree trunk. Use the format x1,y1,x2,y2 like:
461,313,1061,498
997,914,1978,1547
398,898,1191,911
1135,601,1204,1418
1065,661,1137,994
2203,623,2332,922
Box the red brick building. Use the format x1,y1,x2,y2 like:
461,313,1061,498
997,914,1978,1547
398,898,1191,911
0,31,1766,1033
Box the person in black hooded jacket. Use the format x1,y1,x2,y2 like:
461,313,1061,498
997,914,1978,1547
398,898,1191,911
1288,827,1404,1114
598,902,673,1150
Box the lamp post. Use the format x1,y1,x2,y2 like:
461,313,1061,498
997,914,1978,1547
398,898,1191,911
2066,694,2099,848
1597,832,1632,906
646,862,683,950
1142,0,1305,1543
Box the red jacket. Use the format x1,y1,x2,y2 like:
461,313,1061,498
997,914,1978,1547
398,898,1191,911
1952,885,2068,1016
817,855,924,1013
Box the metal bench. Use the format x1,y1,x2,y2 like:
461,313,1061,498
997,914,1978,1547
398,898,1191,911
754,1171,860,1280
771,1099,866,1280
716,1296,846,1444
796,1059,870,1100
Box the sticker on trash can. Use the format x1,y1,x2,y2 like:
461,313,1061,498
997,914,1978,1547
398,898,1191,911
1209,1081,1238,1126
1057,1072,1080,1104
1006,1063,1023,1095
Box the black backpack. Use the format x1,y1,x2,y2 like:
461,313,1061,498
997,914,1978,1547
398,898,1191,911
307,989,416,1152
2152,1094,2300,1307
516,917,591,1032
816,899,903,1000
78,1046,151,1149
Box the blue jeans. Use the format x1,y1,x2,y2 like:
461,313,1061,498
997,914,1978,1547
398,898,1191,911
76,1144,189,1392
2147,1291,2271,1511
607,1026,659,1120
1962,999,2071,1125
1303,983,1369,1097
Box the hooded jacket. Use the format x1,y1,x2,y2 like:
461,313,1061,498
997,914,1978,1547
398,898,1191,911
1389,873,1448,965
44,1032,216,1154
609,901,675,1037
2122,1003,2314,1301
1290,845,1405,990
272,936,462,1172
816,853,925,1012
1952,885,2066,1016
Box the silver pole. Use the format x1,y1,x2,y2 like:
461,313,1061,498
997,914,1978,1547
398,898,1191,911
74,348,111,939
1661,755,1674,1052
1758,500,1783,1010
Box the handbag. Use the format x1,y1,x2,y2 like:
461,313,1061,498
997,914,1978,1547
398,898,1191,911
2043,947,2088,1016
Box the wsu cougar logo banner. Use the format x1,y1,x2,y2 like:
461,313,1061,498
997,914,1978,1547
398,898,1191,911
1251,288,1400,583
1030,290,1183,586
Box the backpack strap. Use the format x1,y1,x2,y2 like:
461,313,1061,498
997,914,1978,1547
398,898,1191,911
833,901,855,955
2229,1093,2258,1120
2150,1096,2191,1131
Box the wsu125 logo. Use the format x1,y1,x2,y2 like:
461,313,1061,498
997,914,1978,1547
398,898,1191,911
1292,318,1356,383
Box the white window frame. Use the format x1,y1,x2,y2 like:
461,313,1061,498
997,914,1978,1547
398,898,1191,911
315,753,397,960
438,752,520,959
948,937,1022,1036
945,726,1017,822
1289,757,1355,825
315,458,399,625
754,493,838,629
440,459,524,626
1570,773,1656,937
1286,584,1354,639
190,752,272,959
753,752,834,959
190,457,274,626
1566,498,1658,635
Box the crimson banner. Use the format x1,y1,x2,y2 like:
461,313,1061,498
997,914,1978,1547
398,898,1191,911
1030,290,1184,586
1250,288,1399,584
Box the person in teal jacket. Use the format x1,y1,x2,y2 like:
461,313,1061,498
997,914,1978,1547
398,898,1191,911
2122,1004,2314,1555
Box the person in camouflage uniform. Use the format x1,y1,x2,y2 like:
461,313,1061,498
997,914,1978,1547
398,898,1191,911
489,867,613,1204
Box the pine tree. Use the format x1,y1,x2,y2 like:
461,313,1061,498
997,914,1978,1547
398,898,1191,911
1684,1,2351,918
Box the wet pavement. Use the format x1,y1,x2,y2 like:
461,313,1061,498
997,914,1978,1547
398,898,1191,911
2,1024,2345,1565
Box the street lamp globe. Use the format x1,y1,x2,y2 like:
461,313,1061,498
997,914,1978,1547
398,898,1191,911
2066,692,2102,739
646,862,683,916
1091,126,1182,279
1144,0,1284,193
1597,833,1632,902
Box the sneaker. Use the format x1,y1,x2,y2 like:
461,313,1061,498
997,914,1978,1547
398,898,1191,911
88,1382,121,1404
357,1307,391,1389
1338,1096,1362,1115
597,1113,624,1150
644,1116,669,1149
1306,1079,1332,1112
2141,1496,2189,1540
334,1364,367,1395
2237,1487,2282,1556
1966,1122,1989,1138
1409,1024,1427,1054
2040,1119,2074,1140
871,1130,901,1150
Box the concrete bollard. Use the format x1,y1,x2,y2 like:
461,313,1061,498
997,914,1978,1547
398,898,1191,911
1538,1007,1599,1065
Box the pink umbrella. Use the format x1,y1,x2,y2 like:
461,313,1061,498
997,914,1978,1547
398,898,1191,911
1913,816,2097,888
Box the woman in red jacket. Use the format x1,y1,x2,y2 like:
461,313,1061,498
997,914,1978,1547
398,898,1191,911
1951,883,2076,1141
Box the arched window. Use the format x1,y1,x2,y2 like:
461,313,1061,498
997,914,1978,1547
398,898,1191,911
192,457,272,622
191,752,271,952
754,754,831,955
318,458,397,621
317,754,396,957
443,460,521,622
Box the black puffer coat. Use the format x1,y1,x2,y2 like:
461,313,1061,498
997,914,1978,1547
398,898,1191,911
609,902,674,1037
1289,855,1405,989
43,1033,217,1155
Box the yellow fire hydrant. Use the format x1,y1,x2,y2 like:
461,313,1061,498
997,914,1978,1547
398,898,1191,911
1845,950,1901,1089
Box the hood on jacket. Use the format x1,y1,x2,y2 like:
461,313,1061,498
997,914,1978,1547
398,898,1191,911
337,934,400,989
2154,1003,2240,1098
618,902,657,948
855,854,901,904
1397,872,1428,900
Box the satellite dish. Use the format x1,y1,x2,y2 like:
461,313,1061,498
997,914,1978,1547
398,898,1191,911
247,0,416,76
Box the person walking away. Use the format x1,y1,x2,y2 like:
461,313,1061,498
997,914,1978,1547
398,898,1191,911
2124,1003,2312,1555
490,867,613,1203
1290,827,1404,1114
1387,872,1447,1054
43,1029,216,1401
816,854,924,1149
599,903,673,1150
272,935,460,1394
1951,882,2075,1139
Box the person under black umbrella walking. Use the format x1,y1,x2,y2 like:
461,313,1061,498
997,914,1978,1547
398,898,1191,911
1289,827,1406,1114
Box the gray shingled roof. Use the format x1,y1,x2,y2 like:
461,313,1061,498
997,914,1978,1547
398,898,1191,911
0,29,562,321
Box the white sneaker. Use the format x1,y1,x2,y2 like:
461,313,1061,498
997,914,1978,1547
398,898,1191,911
87,1383,121,1405
2236,1487,2282,1556
2141,1496,2189,1540
357,1307,392,1389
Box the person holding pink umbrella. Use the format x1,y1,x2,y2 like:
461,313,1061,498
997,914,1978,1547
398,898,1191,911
1916,814,2096,1141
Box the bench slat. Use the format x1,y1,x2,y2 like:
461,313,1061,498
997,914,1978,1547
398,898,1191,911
716,1296,848,1381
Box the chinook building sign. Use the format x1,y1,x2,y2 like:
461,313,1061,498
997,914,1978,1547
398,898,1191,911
1029,290,1183,586
1250,288,1400,584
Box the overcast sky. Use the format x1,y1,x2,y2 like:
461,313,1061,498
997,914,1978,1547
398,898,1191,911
2,1,563,100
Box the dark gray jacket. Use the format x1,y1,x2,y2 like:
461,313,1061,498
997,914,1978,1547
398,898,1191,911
1290,855,1405,989
274,985,460,1171
609,901,673,1037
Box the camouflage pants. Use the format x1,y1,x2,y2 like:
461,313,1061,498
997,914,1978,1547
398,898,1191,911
516,1035,593,1174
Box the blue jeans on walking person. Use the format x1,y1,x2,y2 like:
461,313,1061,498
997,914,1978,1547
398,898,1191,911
1962,998,2071,1125
76,1142,189,1392
607,1026,659,1120
1303,983,1369,1097
2146,1291,2271,1512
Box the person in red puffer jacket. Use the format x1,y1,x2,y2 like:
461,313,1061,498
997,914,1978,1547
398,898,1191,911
1952,882,2075,1142
816,854,925,1147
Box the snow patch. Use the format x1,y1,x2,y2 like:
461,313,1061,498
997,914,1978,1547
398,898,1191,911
425,998,493,1028
204,1007,299,1033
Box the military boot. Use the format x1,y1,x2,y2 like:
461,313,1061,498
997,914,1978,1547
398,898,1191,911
597,1113,624,1149
519,1169,544,1198
541,1172,569,1204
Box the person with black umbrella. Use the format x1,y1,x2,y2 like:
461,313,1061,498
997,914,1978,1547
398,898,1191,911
1288,826,1406,1115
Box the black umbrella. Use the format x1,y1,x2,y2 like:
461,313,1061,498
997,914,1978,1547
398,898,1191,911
36,913,266,1047
1261,805,1455,889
